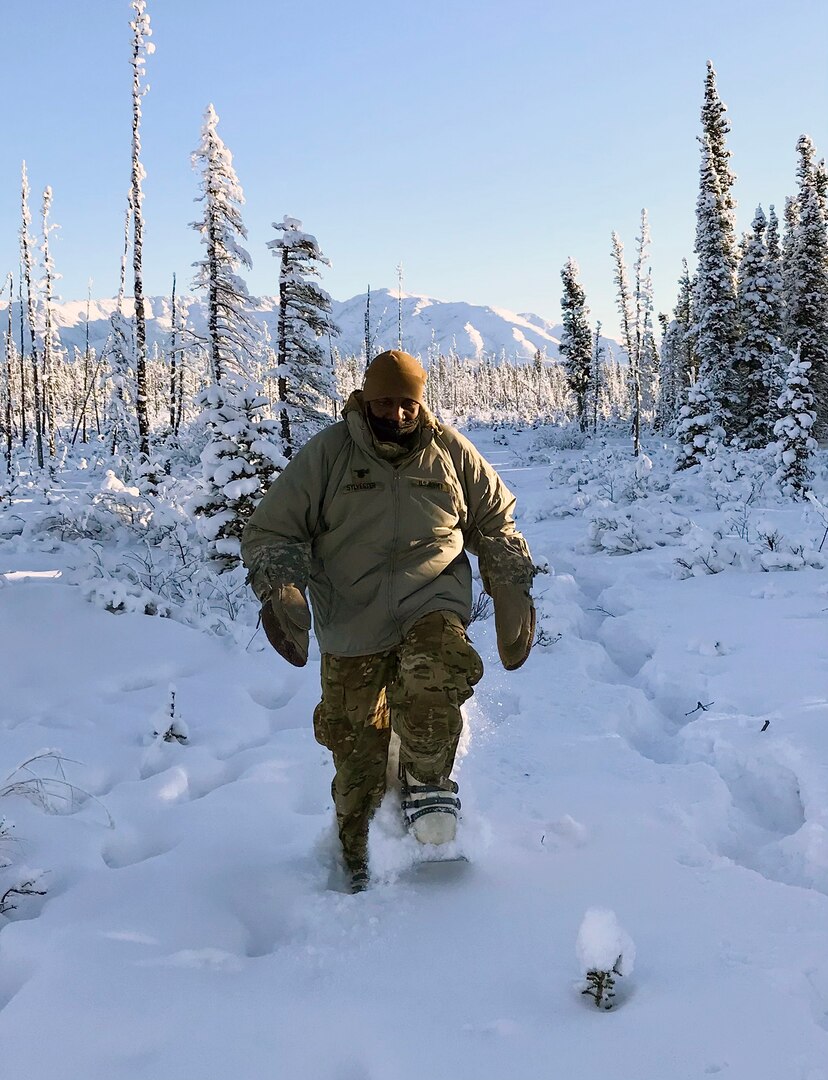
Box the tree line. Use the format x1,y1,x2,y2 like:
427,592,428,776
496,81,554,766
559,61,827,497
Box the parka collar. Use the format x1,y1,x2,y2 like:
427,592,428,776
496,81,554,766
342,390,438,462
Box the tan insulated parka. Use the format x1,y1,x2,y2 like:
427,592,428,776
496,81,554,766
241,392,534,657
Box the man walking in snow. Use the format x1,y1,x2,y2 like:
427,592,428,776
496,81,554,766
241,350,535,891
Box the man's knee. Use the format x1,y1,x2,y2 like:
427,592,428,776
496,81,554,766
397,610,484,703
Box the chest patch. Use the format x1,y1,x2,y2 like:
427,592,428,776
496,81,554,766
342,481,380,493
410,479,453,493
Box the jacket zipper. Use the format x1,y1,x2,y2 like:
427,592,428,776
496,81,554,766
388,470,403,639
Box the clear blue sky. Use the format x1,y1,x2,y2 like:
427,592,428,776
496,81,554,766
1,0,827,339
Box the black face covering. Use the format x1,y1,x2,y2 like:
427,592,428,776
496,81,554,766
367,412,419,445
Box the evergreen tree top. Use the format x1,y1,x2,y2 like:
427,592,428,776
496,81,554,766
268,217,331,271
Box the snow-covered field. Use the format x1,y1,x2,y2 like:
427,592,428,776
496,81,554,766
2,429,828,1079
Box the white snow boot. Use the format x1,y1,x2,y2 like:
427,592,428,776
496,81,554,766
400,768,460,846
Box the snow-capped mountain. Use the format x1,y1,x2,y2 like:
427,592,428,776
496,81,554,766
30,287,624,364
332,289,570,360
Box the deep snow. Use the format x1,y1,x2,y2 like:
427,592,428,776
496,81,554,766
1,429,828,1080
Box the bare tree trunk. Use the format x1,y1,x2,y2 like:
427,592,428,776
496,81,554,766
3,275,13,472
20,164,43,470
169,273,177,431
81,282,91,443
17,270,27,447
130,0,152,462
396,262,403,350
611,230,640,455
41,188,57,457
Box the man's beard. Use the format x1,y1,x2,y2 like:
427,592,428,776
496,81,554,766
368,413,420,444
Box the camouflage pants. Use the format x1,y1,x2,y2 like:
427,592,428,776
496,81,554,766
313,610,484,873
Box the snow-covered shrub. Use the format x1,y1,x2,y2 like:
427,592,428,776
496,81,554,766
76,536,255,638
531,423,588,452
753,519,825,571
673,526,745,577
673,519,824,577
586,506,691,555
587,512,653,554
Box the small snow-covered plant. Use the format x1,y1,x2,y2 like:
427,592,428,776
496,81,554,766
0,872,47,917
0,476,19,506
153,685,189,744
534,625,561,648
755,521,784,552
468,586,493,624
621,451,654,503
577,908,635,1010
0,817,15,868
582,960,622,1009
726,500,753,541
804,491,828,553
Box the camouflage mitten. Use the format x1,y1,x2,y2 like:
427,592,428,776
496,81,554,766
261,585,311,667
492,583,535,671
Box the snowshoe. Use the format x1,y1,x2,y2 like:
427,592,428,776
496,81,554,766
400,767,460,846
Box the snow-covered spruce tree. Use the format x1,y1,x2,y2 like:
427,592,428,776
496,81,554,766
781,194,798,342
700,60,738,250
656,262,697,433
40,187,63,458
191,381,286,568
686,63,740,445
774,350,817,498
683,134,739,459
682,137,738,462
735,206,788,447
655,312,676,431
764,205,787,414
267,216,339,456
190,104,283,568
559,258,592,432
129,0,154,462
191,105,260,382
785,135,828,435
674,259,698,389
675,378,723,470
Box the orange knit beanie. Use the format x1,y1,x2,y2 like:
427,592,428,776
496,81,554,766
362,350,427,403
